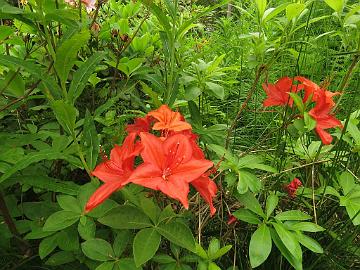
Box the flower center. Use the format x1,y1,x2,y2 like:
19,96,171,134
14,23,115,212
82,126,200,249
162,167,172,181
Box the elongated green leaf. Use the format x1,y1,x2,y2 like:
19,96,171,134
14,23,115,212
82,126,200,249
43,210,80,231
81,238,115,261
235,191,265,218
255,0,267,17
270,228,302,270
295,232,323,253
83,110,99,170
98,205,152,229
51,100,77,135
272,222,299,256
250,224,272,268
133,228,161,266
266,193,279,219
339,172,355,195
275,210,311,221
55,29,90,89
0,0,24,14
288,222,325,232
232,209,261,224
2,175,79,195
0,55,62,99
156,221,196,252
0,151,79,184
68,52,105,104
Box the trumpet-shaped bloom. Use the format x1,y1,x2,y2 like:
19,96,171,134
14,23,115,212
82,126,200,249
82,0,96,12
85,133,141,212
148,105,192,132
262,77,301,107
295,76,340,106
127,133,213,209
309,90,342,145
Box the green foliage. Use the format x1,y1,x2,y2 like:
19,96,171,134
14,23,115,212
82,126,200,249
0,0,359,269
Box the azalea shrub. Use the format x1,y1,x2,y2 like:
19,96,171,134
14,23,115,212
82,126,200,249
0,0,360,270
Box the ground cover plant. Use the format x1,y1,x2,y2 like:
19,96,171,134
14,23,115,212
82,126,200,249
0,0,359,269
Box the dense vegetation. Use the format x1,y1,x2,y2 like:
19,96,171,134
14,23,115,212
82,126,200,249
0,0,359,269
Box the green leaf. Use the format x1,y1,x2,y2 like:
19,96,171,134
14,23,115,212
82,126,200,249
287,222,325,232
289,93,304,114
0,70,25,97
156,221,196,252
188,100,202,125
255,0,267,17
208,238,220,259
266,193,278,219
304,112,317,131
115,258,141,270
237,170,261,194
68,52,105,104
56,228,79,251
2,175,79,195
83,110,99,170
96,262,115,270
45,251,76,266
78,216,96,240
0,55,62,99
274,210,311,221
43,211,80,231
232,209,261,224
211,245,232,260
0,0,23,14
286,3,305,21
51,100,77,135
324,0,344,12
57,195,81,213
270,228,302,270
55,29,90,89
339,172,355,195
133,228,161,266
39,234,58,259
81,238,115,261
294,232,323,253
208,262,221,270
235,191,265,218
205,82,224,99
249,224,272,268
98,205,152,229
113,230,131,257
272,222,300,257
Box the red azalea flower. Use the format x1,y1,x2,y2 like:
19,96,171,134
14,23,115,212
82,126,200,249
227,214,237,225
262,77,301,107
147,105,192,132
309,90,342,145
126,115,153,135
286,178,302,198
295,76,340,106
85,133,141,212
127,132,213,209
191,174,217,216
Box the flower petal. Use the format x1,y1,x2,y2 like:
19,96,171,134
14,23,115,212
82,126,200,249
191,176,217,215
127,163,163,189
170,159,213,183
85,181,123,212
139,132,165,170
163,134,193,166
158,179,190,209
92,160,124,183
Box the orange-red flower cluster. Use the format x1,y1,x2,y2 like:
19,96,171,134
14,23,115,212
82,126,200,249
262,76,342,145
285,178,302,198
86,105,217,215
